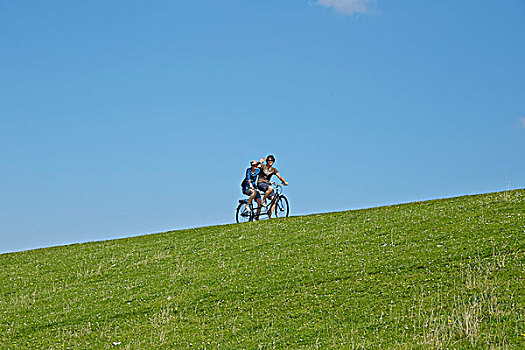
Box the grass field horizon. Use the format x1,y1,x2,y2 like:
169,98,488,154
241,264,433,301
1,189,524,349
4,190,516,256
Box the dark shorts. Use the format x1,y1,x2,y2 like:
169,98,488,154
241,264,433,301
257,182,274,197
242,187,261,199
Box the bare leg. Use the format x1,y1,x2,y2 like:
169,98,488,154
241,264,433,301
270,200,277,218
255,198,262,220
245,190,257,211
262,185,273,206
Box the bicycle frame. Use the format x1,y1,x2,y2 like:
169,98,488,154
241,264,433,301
236,181,289,223
247,183,283,219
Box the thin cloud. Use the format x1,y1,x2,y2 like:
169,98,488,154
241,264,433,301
519,117,525,128
316,0,375,16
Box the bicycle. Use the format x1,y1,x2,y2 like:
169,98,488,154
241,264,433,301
235,182,290,223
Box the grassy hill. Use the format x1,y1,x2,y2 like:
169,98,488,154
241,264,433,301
1,190,524,349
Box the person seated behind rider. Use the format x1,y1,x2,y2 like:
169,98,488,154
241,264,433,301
257,155,288,215
241,160,263,213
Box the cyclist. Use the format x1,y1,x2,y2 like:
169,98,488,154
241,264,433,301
257,155,288,217
241,160,263,214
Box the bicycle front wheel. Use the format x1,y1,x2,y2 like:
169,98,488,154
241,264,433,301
274,195,289,218
236,202,253,223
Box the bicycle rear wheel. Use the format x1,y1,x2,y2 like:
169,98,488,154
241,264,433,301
236,202,253,223
274,195,289,218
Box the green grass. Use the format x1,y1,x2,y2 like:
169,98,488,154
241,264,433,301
1,189,524,349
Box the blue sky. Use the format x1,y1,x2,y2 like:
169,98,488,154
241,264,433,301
1,0,524,253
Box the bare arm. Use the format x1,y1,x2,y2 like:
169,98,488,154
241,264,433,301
275,172,288,186
245,168,255,189
255,157,265,169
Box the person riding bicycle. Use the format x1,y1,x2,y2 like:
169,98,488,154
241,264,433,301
257,155,288,217
241,160,263,213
